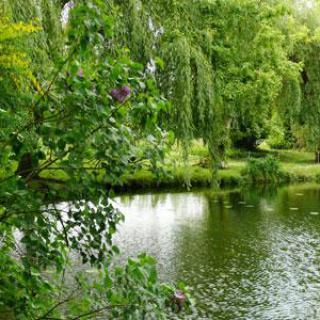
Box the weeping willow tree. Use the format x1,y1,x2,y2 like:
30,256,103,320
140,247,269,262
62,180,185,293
275,0,320,161
299,34,320,161
269,8,303,149
114,0,301,167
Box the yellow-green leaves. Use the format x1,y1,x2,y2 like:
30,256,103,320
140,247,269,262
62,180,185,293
0,17,40,72
0,18,40,41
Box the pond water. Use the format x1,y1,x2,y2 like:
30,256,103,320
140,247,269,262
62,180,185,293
114,184,320,319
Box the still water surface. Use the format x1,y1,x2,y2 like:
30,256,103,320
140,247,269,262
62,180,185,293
114,184,320,319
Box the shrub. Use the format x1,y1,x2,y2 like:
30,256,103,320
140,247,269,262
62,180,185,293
242,156,286,183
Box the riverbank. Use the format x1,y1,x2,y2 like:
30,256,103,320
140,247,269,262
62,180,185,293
111,143,320,191
40,142,320,193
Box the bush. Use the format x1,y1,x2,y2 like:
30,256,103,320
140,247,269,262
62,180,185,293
242,156,286,183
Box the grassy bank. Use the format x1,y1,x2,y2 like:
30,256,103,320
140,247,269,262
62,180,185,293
40,141,320,192
113,142,320,191
116,161,244,191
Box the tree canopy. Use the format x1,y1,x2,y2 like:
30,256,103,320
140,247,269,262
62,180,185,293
2,0,320,319
115,0,302,153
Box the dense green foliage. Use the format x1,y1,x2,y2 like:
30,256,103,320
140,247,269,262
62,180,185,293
114,0,320,157
115,0,300,153
2,0,320,318
242,156,285,183
0,1,179,318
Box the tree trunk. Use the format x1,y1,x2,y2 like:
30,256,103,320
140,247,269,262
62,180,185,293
15,153,37,179
315,151,320,164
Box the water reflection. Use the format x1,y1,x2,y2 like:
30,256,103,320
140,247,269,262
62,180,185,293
115,184,320,319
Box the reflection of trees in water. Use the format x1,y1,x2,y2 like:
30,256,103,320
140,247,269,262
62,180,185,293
275,184,320,226
118,190,189,209
116,194,134,206
168,189,279,318
117,184,320,318
240,184,280,202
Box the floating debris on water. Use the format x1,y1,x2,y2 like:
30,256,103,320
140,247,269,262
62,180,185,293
238,201,246,205
289,208,299,211
310,212,319,216
295,193,304,196
85,269,99,274
224,205,233,209
265,207,275,212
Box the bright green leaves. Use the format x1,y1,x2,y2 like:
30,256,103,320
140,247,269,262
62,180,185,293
0,0,178,319
56,254,176,319
165,35,193,142
67,0,114,56
115,0,303,159
62,199,124,266
276,0,320,152
242,156,285,183
210,0,296,148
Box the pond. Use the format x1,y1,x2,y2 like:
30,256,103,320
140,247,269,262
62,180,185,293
114,184,320,319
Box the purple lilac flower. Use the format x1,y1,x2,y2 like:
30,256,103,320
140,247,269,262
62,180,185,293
174,290,186,301
110,86,131,103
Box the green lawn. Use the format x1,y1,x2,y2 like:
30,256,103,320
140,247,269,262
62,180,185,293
38,141,320,191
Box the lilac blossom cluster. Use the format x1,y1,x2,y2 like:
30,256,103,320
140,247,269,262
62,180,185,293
110,86,131,103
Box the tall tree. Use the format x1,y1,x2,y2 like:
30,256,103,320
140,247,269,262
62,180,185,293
115,0,300,160
277,0,320,161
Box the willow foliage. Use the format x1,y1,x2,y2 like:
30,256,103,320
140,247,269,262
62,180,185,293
296,32,320,151
162,34,193,141
274,0,320,152
114,0,301,160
